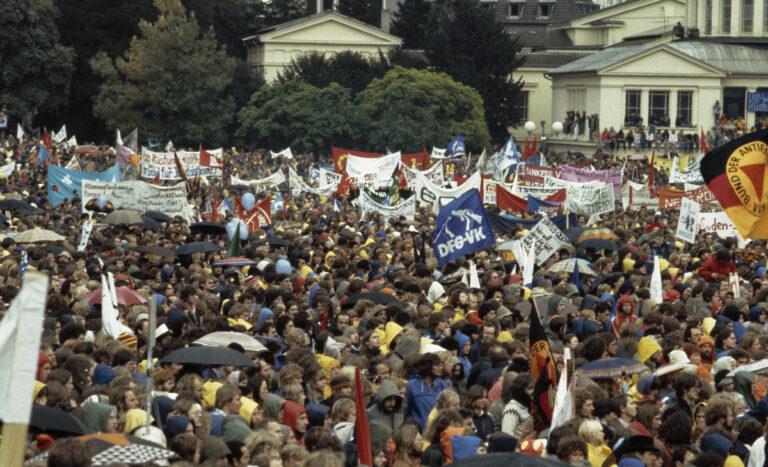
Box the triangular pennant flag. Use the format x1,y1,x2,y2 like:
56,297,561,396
116,129,123,146
52,125,67,144
67,135,78,147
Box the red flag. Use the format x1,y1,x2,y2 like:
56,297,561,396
335,172,354,197
700,128,710,154
354,368,373,467
529,305,557,430
525,138,539,160
42,130,52,150
199,144,220,167
173,151,189,184
522,137,530,158
495,184,528,213
235,197,271,233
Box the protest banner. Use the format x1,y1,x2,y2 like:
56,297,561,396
77,222,94,252
401,161,444,189
484,180,499,205
0,162,15,178
319,168,342,187
140,148,223,180
230,171,286,191
416,171,481,209
360,192,416,222
675,198,701,243
658,185,716,210
48,164,121,207
432,189,495,265
697,212,739,239
621,182,659,210
565,184,615,215
513,185,562,199
346,152,400,187
669,156,704,184
561,166,622,195
519,217,571,265
288,168,337,196
331,146,429,172
81,180,189,219
270,148,293,159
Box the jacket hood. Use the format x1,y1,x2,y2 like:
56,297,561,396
455,331,470,356
375,380,403,410
262,393,285,420
395,335,420,359
383,321,404,349
636,336,661,363
452,435,482,462
221,414,252,443
81,402,115,433
282,400,307,434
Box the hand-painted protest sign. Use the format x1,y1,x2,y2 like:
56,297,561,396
346,152,400,187
519,217,570,265
675,198,701,243
561,166,622,195
432,189,495,265
140,148,223,180
48,164,121,207
565,183,615,215
416,171,481,209
360,192,416,222
230,171,286,190
319,169,342,187
81,180,189,219
658,185,716,210
697,212,739,239
669,156,704,184
401,161,444,189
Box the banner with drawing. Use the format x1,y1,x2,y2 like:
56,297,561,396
346,152,400,187
360,192,416,221
675,198,701,243
140,148,223,180
669,156,704,184
519,217,571,265
565,183,615,215
230,171,286,190
81,180,189,218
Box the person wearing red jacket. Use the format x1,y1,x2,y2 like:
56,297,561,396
698,249,736,282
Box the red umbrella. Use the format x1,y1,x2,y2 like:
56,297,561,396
83,287,147,306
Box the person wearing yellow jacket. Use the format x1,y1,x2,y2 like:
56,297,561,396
579,419,612,467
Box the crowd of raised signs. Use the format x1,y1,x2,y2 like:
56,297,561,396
2,126,768,467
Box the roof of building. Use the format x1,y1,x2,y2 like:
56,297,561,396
520,51,595,67
243,10,400,44
489,0,599,25
507,26,575,48
550,39,768,75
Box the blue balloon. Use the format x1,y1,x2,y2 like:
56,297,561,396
241,192,256,211
226,219,248,240
96,195,107,209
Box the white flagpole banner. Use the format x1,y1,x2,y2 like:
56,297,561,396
360,192,416,221
345,152,400,187
519,217,571,265
81,180,189,218
270,147,294,159
430,147,446,159
565,183,615,216
230,171,286,190
401,161,444,188
415,170,481,208
52,125,67,143
675,197,701,244
77,221,94,252
140,147,223,180
0,273,49,423
288,168,337,196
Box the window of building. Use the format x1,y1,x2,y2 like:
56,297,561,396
508,3,524,18
764,1,768,33
723,87,746,119
743,0,754,33
537,3,553,18
722,0,732,33
625,90,642,127
677,91,693,127
515,91,529,121
566,88,587,113
705,0,712,34
648,91,670,126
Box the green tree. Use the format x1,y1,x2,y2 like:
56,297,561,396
424,0,524,142
278,48,425,95
390,0,432,49
356,67,490,153
338,0,381,27
263,0,308,27
238,81,356,153
182,0,265,56
91,0,236,146
0,0,74,123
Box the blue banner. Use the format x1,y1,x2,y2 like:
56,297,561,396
445,135,465,158
48,164,121,207
432,189,495,265
747,91,768,112
528,195,561,215
488,212,576,237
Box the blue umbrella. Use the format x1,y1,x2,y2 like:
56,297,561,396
575,358,647,379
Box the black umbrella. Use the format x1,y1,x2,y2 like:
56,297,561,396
344,292,400,308
175,241,218,256
580,238,619,251
451,453,568,467
145,211,172,222
28,404,88,436
142,217,161,230
189,222,227,235
160,346,255,367
128,245,177,257
267,234,287,247
0,199,34,212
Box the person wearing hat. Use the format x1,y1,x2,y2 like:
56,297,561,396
614,435,662,466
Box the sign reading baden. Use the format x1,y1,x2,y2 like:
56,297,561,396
433,189,495,265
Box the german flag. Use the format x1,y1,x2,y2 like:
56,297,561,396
701,129,768,238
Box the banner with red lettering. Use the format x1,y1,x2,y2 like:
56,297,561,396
331,146,429,173
658,185,716,210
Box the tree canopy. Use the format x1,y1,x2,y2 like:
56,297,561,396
390,0,432,50
0,0,74,123
90,0,236,146
237,81,357,153
337,0,382,27
357,67,491,153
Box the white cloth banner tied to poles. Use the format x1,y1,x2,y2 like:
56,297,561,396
81,180,189,219
401,161,444,189
270,148,294,159
0,273,49,424
565,183,616,216
230,171,286,190
360,192,416,222
288,168,337,196
140,148,223,180
345,152,400,187
415,171,481,209
319,168,342,186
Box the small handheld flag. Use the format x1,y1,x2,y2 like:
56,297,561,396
445,135,466,158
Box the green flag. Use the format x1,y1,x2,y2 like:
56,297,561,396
227,223,241,258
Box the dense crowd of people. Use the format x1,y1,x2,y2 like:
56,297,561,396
3,127,768,467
